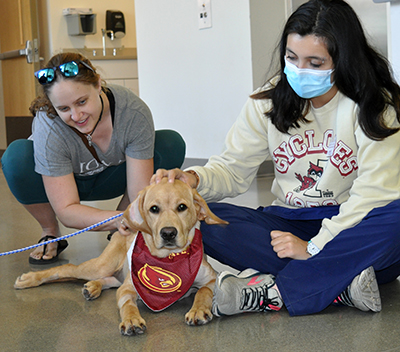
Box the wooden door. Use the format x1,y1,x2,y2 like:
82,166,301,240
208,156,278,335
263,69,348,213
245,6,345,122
0,0,41,140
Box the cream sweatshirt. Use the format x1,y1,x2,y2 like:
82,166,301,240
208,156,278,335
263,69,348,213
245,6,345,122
188,90,400,250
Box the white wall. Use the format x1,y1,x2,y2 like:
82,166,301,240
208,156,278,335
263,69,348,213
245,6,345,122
135,0,287,159
135,0,254,159
249,0,287,90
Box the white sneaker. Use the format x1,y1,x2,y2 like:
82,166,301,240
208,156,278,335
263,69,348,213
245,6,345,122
212,269,283,317
334,266,381,312
350,266,381,312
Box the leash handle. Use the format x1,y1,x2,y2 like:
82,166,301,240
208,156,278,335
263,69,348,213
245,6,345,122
0,213,123,257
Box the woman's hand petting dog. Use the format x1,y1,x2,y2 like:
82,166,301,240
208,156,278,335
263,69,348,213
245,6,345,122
151,168,198,189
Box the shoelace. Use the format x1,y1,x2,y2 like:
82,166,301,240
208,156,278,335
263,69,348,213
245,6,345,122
240,285,281,312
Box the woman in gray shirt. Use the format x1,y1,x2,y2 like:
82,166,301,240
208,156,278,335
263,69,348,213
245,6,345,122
1,52,185,264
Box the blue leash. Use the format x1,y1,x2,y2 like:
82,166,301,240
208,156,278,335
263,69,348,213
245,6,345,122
0,213,123,257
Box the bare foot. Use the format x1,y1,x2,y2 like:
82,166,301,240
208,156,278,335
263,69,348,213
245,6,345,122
29,232,61,261
30,241,59,260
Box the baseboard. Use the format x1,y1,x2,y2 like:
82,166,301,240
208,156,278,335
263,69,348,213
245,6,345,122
182,158,274,177
181,158,208,169
257,160,274,176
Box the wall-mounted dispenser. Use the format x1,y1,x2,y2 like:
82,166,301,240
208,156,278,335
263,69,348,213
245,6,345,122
63,8,97,36
106,10,126,39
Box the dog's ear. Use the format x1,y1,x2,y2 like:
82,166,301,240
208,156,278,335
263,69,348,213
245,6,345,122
193,190,229,225
123,189,152,234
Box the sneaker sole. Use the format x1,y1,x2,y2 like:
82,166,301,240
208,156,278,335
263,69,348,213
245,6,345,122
213,271,236,317
355,266,381,312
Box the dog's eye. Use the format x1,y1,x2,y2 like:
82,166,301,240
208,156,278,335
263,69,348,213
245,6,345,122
177,204,187,212
149,205,160,214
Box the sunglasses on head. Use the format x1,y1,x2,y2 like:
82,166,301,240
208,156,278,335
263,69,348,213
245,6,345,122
34,60,95,85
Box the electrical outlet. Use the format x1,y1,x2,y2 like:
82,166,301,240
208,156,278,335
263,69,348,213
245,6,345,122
198,0,212,30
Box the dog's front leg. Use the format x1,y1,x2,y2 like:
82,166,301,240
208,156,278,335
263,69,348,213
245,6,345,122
185,285,214,326
185,261,216,326
116,273,146,336
83,276,122,300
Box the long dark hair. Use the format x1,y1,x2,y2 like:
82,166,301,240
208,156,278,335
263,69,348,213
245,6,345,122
252,0,400,140
30,52,101,118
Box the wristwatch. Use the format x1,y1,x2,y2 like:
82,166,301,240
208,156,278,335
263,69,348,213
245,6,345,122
306,241,320,256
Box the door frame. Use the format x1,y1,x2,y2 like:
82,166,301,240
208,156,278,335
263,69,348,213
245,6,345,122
0,52,6,151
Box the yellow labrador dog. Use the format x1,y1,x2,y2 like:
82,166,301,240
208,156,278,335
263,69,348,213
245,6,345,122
14,178,227,336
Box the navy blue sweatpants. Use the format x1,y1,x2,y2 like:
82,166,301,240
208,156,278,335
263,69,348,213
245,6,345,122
200,201,400,316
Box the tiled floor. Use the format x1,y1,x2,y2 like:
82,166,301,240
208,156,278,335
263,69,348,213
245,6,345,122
1,168,400,352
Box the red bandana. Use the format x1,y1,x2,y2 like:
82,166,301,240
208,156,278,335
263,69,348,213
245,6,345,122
130,228,203,312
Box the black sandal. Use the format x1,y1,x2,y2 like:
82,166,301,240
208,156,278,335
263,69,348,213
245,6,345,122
28,235,69,265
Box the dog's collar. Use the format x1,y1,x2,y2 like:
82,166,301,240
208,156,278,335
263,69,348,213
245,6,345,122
129,229,203,312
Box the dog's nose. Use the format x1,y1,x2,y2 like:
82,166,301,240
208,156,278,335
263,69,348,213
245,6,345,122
161,227,177,242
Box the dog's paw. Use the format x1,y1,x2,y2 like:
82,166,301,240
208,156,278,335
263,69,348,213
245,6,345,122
119,317,147,336
14,273,41,289
185,307,213,326
82,281,102,300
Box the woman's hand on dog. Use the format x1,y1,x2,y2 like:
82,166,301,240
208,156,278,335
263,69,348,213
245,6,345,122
151,168,198,189
270,230,310,260
118,217,131,236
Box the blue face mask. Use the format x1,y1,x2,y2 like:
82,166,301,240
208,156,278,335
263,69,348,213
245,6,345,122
283,57,335,99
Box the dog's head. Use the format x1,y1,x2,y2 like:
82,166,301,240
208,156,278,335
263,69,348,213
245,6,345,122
122,178,228,257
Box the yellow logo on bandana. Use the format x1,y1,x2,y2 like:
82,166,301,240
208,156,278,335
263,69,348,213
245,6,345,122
138,263,182,293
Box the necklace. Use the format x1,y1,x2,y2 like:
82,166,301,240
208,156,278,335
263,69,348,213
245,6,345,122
84,94,104,147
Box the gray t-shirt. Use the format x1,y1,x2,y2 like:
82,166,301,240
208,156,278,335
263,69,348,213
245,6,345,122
31,84,155,177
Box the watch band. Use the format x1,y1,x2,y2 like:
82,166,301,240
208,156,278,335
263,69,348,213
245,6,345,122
307,241,320,256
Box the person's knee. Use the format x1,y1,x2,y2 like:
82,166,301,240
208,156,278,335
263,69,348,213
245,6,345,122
1,140,45,204
1,139,34,179
154,130,186,171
